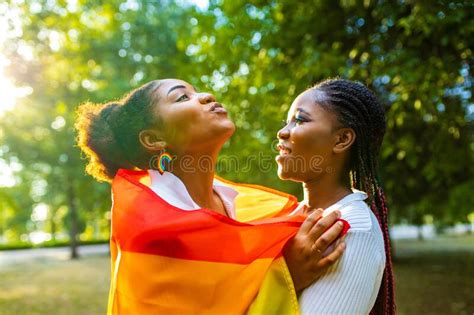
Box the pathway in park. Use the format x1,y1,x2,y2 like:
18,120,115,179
0,225,471,268
0,244,109,268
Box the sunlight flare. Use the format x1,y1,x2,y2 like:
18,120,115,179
0,55,32,115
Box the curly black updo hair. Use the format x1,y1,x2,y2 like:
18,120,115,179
75,80,161,182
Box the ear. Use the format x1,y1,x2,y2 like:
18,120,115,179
333,128,356,154
139,130,167,152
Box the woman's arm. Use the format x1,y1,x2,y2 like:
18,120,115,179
283,209,347,292
299,231,385,314
247,209,347,314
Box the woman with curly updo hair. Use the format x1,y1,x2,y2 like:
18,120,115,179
75,78,347,314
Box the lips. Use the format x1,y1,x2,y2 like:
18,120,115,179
277,143,292,155
209,103,227,113
275,143,292,164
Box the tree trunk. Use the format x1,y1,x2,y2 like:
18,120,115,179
0,208,4,243
414,212,425,241
67,183,79,259
417,224,424,241
50,208,56,241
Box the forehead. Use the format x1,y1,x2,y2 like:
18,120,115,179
288,90,315,116
288,89,334,120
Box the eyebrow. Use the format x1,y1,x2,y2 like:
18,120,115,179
166,85,198,96
287,108,310,122
296,108,310,115
167,85,186,96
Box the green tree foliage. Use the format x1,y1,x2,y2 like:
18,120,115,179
0,0,472,253
188,1,473,225
0,0,192,255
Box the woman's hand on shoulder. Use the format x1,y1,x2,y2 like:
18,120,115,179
283,208,346,293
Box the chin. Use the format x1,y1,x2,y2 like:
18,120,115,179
204,120,235,146
277,165,304,182
225,119,236,133
218,119,235,138
277,161,290,180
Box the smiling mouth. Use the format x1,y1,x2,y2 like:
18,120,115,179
209,103,227,113
277,144,292,155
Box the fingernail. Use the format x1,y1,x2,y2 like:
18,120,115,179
337,221,343,227
341,243,346,250
335,210,341,217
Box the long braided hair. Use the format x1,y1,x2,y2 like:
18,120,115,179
312,78,396,315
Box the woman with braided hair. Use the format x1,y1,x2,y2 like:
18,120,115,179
277,78,395,314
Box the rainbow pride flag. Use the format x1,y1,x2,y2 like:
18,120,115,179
107,169,345,314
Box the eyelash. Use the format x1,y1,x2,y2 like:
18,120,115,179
295,117,304,125
281,116,306,128
176,94,189,102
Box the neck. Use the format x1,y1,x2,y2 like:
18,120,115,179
172,146,220,211
302,172,352,212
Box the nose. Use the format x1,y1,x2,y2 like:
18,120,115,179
198,92,216,104
277,125,290,140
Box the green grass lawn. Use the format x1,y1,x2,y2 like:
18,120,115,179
394,235,474,315
0,256,110,315
0,235,473,315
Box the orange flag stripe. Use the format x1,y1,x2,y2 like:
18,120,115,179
109,247,273,315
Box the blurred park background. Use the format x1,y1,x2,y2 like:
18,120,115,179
0,0,472,314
